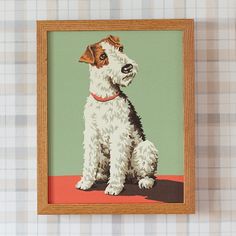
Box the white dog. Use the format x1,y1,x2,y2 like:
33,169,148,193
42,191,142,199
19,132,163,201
75,35,158,195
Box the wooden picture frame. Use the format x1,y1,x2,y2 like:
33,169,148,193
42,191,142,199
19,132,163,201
37,19,195,214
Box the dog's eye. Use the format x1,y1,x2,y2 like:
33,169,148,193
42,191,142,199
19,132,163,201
99,53,107,60
119,46,124,52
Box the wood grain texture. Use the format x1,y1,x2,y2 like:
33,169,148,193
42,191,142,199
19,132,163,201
37,21,49,213
37,19,195,214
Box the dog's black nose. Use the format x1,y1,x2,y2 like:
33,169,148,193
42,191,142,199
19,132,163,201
121,64,133,74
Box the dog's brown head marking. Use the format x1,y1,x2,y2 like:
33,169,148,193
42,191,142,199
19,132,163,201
79,35,124,68
104,35,123,51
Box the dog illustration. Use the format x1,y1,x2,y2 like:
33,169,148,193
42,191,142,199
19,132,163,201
75,35,158,195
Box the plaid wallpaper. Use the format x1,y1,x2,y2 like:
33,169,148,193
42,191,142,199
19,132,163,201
1,0,236,235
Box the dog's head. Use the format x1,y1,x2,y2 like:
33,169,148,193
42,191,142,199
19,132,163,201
79,35,138,87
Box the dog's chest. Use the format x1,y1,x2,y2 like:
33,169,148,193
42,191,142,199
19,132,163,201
85,97,130,131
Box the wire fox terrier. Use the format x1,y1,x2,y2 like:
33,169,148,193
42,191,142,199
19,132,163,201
75,35,158,195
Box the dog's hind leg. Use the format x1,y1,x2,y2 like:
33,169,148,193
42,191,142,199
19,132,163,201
96,146,110,182
132,140,158,189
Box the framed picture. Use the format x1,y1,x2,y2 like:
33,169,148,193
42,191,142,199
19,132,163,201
37,19,195,214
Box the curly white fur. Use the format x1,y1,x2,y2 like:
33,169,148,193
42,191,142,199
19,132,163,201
76,41,158,195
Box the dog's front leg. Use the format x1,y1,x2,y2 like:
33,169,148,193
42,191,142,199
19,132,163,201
75,126,100,190
105,130,131,195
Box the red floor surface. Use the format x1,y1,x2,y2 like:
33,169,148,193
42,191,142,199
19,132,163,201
49,175,184,204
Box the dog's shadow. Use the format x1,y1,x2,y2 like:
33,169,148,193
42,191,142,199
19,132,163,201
88,179,183,203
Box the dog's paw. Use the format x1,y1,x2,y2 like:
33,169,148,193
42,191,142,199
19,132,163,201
75,179,93,190
104,184,123,195
138,177,154,189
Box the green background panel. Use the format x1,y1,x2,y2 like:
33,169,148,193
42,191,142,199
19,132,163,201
48,31,184,176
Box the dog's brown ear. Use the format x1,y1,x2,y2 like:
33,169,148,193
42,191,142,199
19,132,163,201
79,46,95,64
108,35,120,44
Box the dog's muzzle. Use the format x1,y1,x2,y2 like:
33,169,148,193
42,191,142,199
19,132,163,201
121,64,133,74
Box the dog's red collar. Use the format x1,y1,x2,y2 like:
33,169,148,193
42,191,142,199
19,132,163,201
90,92,120,102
